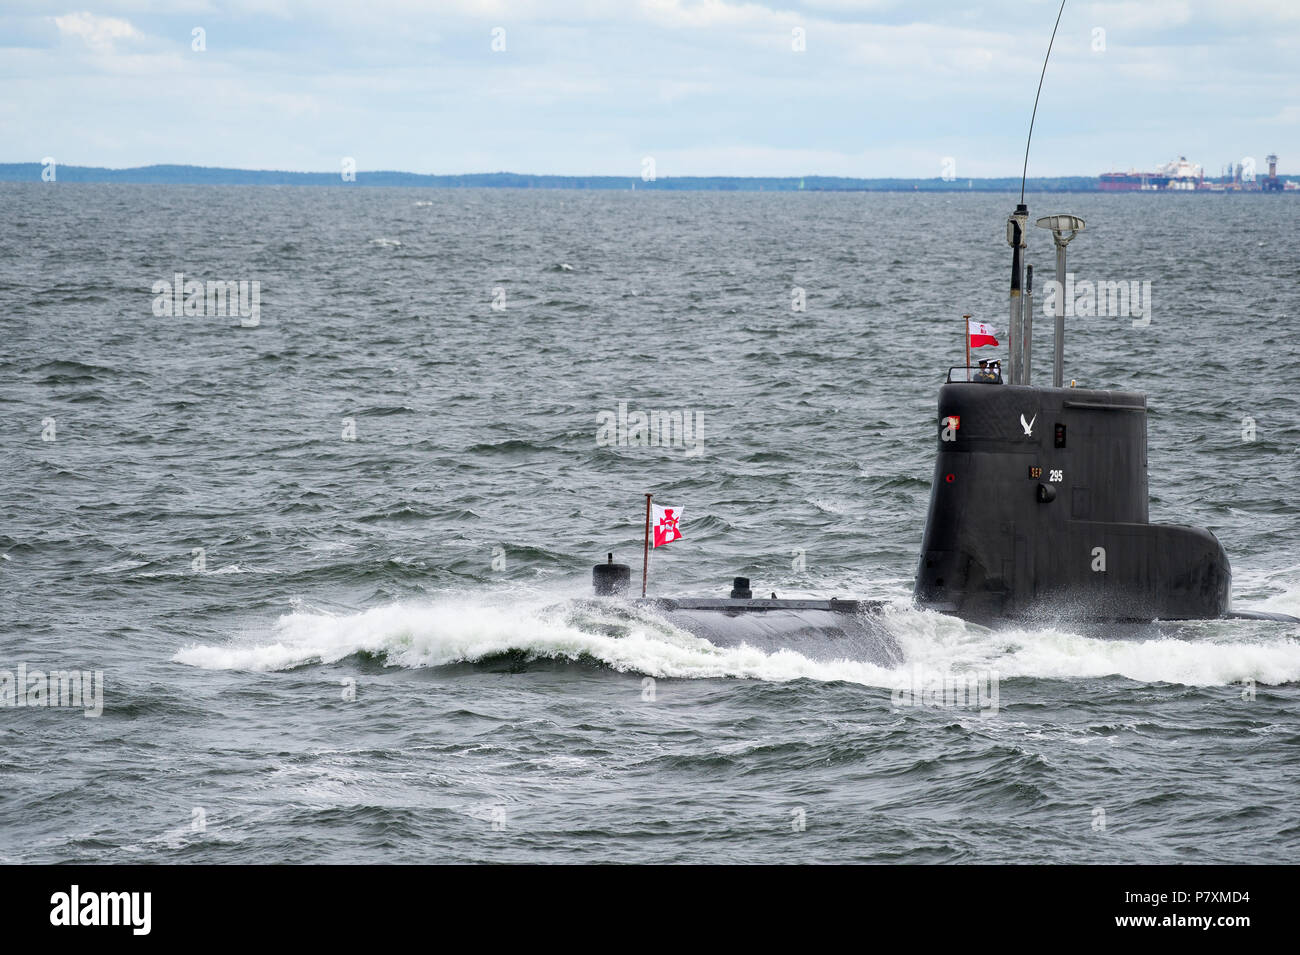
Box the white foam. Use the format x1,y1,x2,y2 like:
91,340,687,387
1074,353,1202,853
1252,581,1300,619
173,597,900,684
1000,628,1300,685
91,559,150,574
888,607,1300,686
173,595,1300,687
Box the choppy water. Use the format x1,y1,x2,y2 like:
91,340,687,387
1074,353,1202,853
2,184,1298,863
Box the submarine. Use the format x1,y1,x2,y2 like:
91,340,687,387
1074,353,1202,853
585,202,1298,638
584,3,1298,639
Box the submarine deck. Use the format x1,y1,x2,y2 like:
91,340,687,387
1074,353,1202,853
643,597,886,613
640,597,1297,625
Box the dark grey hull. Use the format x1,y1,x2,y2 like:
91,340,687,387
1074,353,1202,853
645,597,902,666
565,595,904,666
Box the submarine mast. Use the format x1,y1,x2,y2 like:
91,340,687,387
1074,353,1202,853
1007,0,1066,388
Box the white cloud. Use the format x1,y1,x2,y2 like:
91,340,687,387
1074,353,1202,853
1264,105,1300,125
636,0,797,31
1197,0,1300,22
1082,1,1191,32
51,12,142,53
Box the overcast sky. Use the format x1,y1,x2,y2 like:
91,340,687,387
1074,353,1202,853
2,0,1297,177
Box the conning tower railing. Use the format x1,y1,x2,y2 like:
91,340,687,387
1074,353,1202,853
946,365,1004,384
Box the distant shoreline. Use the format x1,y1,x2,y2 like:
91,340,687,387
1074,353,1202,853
0,163,1103,192
3,163,1294,193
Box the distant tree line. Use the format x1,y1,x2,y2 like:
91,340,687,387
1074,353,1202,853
0,163,1104,192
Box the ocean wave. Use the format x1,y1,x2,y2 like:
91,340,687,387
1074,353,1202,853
173,596,898,683
890,609,1300,686
172,595,1300,687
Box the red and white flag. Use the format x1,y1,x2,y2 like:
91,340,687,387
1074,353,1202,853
652,504,683,548
968,319,999,348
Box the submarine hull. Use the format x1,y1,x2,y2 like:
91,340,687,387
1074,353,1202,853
914,382,1232,622
648,597,901,665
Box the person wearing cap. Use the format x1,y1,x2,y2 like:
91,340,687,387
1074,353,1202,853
989,359,1003,383
974,359,996,383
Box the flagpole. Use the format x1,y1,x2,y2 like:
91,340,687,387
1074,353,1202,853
641,493,652,598
963,312,971,381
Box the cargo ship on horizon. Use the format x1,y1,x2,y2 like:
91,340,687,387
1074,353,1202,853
1100,154,1296,192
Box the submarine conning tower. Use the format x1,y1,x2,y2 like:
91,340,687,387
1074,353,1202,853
913,208,1231,622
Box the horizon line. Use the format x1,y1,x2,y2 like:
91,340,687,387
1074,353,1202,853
0,161,1133,180
4,162,1293,194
